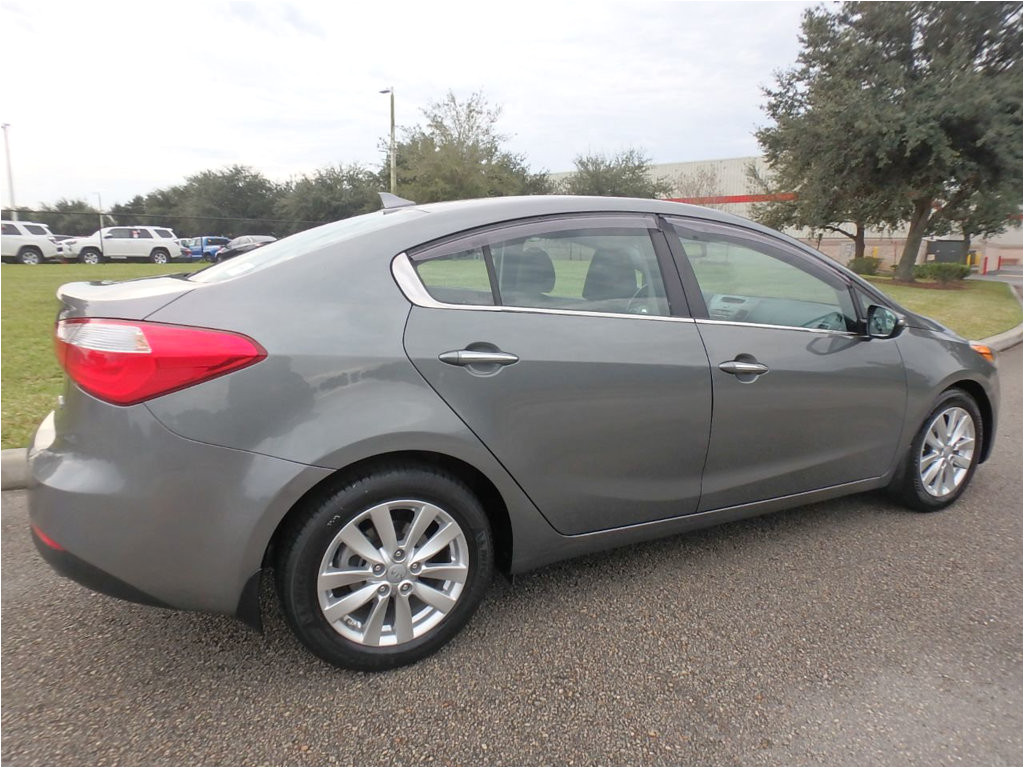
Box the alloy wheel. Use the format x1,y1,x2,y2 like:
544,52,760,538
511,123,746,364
918,406,975,498
316,499,469,647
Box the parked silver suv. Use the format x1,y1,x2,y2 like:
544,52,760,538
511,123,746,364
64,225,189,264
1,220,63,264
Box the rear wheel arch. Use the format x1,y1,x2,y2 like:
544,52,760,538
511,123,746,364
264,451,514,576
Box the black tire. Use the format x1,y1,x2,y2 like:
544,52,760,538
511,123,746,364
80,248,102,265
891,388,983,512
150,248,169,264
276,465,494,671
18,247,43,265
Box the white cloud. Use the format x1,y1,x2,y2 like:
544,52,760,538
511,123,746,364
1,0,813,207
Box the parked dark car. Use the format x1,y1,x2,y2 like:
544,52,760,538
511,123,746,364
212,234,276,262
28,195,999,671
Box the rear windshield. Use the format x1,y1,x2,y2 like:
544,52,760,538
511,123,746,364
189,209,425,284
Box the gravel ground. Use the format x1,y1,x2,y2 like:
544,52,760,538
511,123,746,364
2,346,1020,766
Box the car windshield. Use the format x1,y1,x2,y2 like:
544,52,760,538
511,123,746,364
190,209,425,284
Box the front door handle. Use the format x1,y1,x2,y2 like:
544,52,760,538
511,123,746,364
718,360,769,376
439,350,520,367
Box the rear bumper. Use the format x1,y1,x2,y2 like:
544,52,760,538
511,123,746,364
27,395,332,619
31,524,171,609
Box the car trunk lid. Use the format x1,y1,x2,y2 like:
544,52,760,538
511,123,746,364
56,275,196,320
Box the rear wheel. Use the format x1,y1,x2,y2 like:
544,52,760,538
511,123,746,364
892,389,982,512
150,248,169,264
276,465,493,671
80,248,101,265
18,247,42,265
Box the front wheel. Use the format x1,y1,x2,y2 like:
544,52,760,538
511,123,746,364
891,389,983,512
276,466,494,671
79,248,101,265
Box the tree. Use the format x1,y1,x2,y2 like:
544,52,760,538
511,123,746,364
11,199,101,235
275,164,380,236
391,91,553,203
178,165,284,236
756,2,1022,278
559,148,671,198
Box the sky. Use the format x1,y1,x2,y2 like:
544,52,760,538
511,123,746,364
1,0,816,210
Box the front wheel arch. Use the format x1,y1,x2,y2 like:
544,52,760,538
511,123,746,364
949,379,994,463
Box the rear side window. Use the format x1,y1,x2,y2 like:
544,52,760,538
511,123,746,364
24,224,49,236
414,247,495,306
154,229,174,238
411,217,670,317
133,229,154,239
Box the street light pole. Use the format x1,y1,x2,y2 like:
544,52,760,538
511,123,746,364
379,87,396,193
2,123,17,220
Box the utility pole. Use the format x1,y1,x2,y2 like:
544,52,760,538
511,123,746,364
380,88,396,193
2,123,17,220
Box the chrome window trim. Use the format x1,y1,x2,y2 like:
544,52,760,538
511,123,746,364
695,318,860,337
391,253,694,324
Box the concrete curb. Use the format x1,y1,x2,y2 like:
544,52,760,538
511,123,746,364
2,324,1021,493
2,447,28,491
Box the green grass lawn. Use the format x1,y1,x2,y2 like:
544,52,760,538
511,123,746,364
1,262,205,450
864,276,1022,341
1,263,1020,450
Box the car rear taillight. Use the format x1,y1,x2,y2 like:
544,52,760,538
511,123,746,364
55,319,266,405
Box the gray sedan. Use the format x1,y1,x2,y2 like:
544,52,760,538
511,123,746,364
28,195,999,670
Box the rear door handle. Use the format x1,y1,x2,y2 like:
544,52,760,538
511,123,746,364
439,350,520,367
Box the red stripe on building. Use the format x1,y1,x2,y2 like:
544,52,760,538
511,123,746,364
667,193,797,205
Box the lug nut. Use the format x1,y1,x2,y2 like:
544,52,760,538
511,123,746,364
409,562,421,574
378,584,389,595
399,583,412,594
372,564,385,575
393,549,405,561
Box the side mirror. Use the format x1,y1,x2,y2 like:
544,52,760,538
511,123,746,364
866,305,904,339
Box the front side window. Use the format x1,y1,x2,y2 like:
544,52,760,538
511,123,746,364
411,218,670,317
1,223,18,235
670,220,855,331
107,228,131,239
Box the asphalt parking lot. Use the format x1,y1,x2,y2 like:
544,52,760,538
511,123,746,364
2,346,1021,766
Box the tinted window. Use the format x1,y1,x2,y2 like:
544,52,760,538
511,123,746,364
24,224,48,235
1,223,17,235
670,220,855,331
133,229,154,239
154,229,174,239
496,228,668,316
412,218,670,317
107,228,132,239
414,247,495,306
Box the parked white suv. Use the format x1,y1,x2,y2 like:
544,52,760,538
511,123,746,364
1,220,64,264
64,226,189,264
